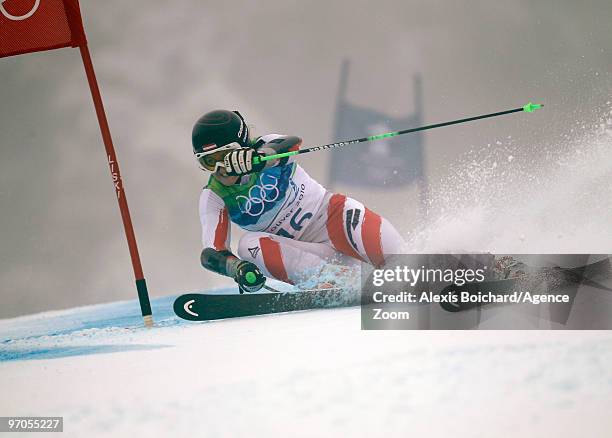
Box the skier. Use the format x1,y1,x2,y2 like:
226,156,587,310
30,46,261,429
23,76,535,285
194,109,405,293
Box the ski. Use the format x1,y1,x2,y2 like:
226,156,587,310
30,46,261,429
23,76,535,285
440,257,611,313
175,258,611,320
173,287,359,321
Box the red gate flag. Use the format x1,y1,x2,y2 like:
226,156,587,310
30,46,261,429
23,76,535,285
0,0,153,326
0,0,86,57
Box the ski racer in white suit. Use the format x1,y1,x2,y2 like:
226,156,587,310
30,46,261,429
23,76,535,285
193,110,405,293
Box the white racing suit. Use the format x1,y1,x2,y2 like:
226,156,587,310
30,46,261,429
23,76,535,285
199,134,405,285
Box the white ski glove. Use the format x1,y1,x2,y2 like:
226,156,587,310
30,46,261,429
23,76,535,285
224,148,266,176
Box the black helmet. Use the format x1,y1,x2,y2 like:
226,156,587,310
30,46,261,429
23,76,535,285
191,110,250,155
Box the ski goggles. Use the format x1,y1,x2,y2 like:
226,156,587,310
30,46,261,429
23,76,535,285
194,142,242,172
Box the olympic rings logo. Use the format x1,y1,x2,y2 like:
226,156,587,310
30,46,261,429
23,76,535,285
236,174,281,217
0,0,40,20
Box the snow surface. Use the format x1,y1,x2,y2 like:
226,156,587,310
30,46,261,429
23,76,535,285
1,286,612,438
